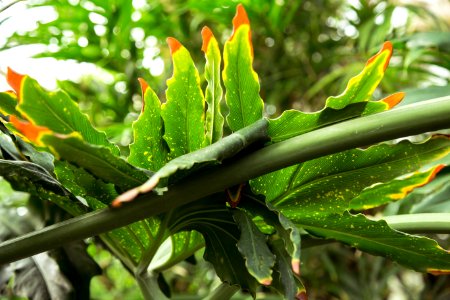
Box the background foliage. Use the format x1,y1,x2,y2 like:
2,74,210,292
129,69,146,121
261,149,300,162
0,0,449,299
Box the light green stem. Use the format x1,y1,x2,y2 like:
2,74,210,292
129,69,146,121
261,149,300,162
203,283,240,300
382,213,450,233
136,271,170,300
0,97,450,264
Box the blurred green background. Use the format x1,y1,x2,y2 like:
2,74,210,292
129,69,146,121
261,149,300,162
0,0,449,299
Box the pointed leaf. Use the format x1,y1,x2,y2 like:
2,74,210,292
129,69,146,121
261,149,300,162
16,76,118,154
223,4,264,132
0,91,21,117
128,79,168,171
349,165,445,210
232,208,275,285
326,41,393,109
270,239,306,300
41,133,149,191
297,212,450,274
269,92,404,143
202,26,224,144
239,195,301,275
162,38,205,158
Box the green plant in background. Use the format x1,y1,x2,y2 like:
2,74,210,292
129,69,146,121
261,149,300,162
0,3,450,300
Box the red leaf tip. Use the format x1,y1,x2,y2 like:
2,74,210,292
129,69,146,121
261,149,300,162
167,37,182,55
6,67,25,98
201,26,214,53
367,41,393,72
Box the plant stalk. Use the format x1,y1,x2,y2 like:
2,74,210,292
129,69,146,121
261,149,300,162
0,97,450,264
203,283,240,300
382,213,450,234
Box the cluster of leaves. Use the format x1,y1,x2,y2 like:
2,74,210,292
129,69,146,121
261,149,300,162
0,4,450,299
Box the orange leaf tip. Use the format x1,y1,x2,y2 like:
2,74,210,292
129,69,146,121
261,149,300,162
232,4,250,33
230,4,253,57
7,67,25,99
137,78,149,112
427,268,450,276
381,92,405,109
367,41,393,72
167,37,182,55
201,26,214,53
10,115,50,142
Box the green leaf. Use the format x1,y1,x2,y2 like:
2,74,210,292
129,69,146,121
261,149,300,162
0,160,87,216
17,76,118,154
232,208,275,285
0,160,66,196
162,38,205,159
41,133,149,191
223,5,264,132
202,27,224,144
128,81,168,171
326,42,393,109
298,212,450,274
270,239,306,300
239,194,301,275
269,42,400,143
152,231,204,273
349,165,444,210
251,137,450,218
0,91,21,117
54,160,118,205
168,195,259,295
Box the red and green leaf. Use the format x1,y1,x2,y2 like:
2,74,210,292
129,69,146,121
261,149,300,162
202,26,224,144
5,72,118,154
162,38,206,159
268,43,401,143
128,79,168,171
349,164,445,210
251,137,450,219
223,4,264,132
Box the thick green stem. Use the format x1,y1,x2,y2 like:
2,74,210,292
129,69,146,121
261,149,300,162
0,97,449,264
136,271,169,300
382,213,450,234
203,283,240,300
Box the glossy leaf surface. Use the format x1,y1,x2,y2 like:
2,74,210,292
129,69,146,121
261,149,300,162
233,208,275,285
128,80,168,171
268,42,400,143
41,133,149,191
162,38,205,158
252,137,450,218
298,212,450,274
16,76,118,154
